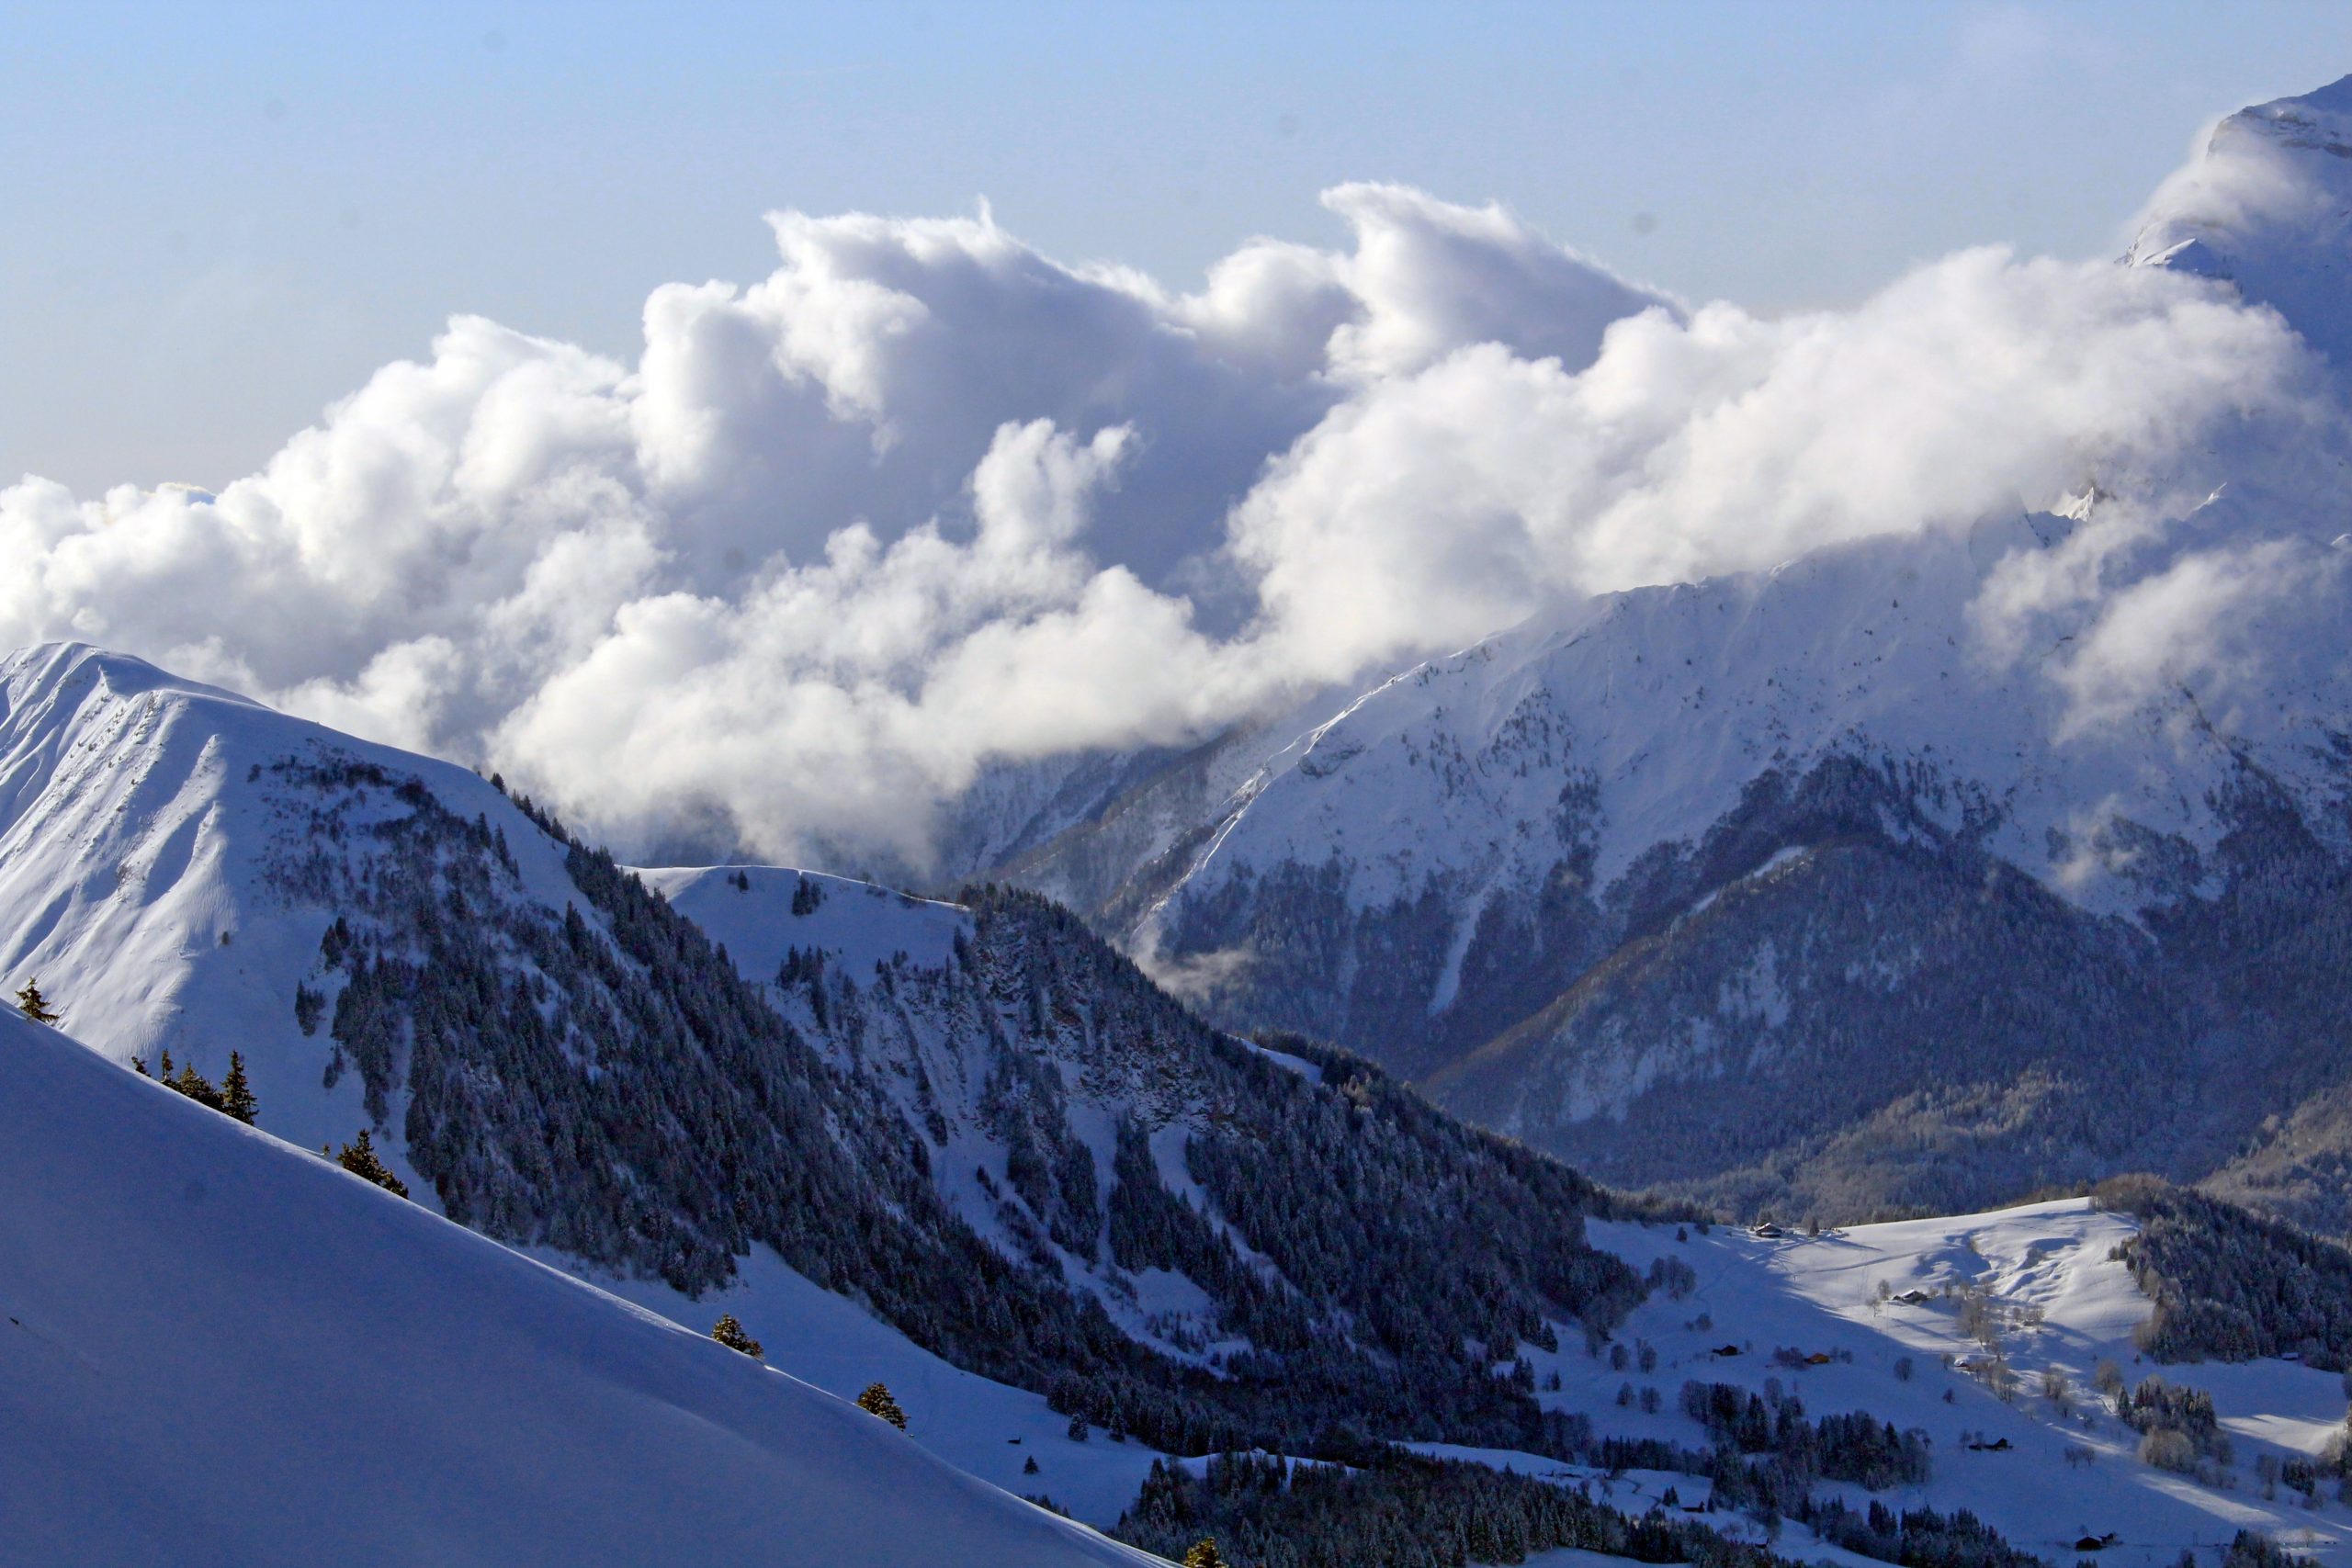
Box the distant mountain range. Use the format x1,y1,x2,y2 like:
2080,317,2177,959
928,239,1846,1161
981,77,2352,1232
17,637,2352,1558
28,73,2352,1566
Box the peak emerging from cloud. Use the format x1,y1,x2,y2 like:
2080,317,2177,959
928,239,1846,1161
2130,73,2352,367
4,105,2346,868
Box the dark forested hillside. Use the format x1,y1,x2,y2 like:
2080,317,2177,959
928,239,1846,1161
276,752,1650,1460
2098,1175,2352,1369
1021,731,2352,1234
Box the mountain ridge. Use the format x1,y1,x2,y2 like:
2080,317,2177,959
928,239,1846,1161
989,107,2352,1218
0,637,1655,1474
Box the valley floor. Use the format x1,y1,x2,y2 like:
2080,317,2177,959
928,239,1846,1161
1449,1201,2352,1566
551,1194,2352,1566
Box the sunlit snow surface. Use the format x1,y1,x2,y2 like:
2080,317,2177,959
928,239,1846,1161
640,863,967,977
0,1008,1162,1567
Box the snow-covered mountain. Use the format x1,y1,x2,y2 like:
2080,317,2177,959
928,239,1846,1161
28,639,2352,1559
0,1003,1160,1567
1019,507,2352,1218
0,639,1657,1506
2130,75,2352,370
1002,77,2352,1228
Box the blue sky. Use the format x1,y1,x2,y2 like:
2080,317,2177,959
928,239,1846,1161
6,0,2350,491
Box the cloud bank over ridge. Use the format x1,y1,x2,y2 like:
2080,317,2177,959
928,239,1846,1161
4,111,2346,867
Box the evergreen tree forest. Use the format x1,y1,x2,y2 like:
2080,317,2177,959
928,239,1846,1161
2097,1175,2352,1368
263,754,1656,1462
1114,1449,2052,1568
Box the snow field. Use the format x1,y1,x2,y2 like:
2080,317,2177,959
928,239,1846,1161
0,1006,1167,1566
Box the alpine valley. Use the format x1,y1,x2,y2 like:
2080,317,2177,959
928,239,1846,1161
22,67,2352,1568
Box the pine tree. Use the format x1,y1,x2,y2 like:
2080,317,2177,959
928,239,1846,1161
711,1314,763,1359
1023,1455,1040,1475
856,1382,909,1430
167,1060,226,1114
219,1051,257,1125
14,978,58,1024
334,1129,410,1199
1184,1540,1227,1568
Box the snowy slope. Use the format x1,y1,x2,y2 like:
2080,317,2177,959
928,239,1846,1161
1129,482,2352,1014
574,1245,1173,1526
0,1005,1163,1567
0,644,1186,1526
0,641,576,1168
0,640,1653,1536
1481,1201,2352,1565
641,863,967,977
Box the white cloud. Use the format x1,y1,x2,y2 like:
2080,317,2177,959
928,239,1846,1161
1227,245,2320,682
2050,537,2335,740
0,147,2342,872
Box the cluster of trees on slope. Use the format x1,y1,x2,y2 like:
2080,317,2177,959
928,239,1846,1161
270,754,1650,1460
108,1011,408,1200
130,1044,258,1125
2112,1373,2235,1475
2096,1174,2352,1368
1582,1392,1931,1520
1677,1381,1931,1492
1792,1498,2052,1568
865,886,1661,1457
1114,1449,1754,1568
1110,1448,2048,1568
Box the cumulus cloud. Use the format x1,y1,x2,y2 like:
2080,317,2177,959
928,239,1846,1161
1228,246,2321,682
1,143,2345,873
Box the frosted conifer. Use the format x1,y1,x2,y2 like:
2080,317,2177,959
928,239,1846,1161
856,1382,908,1429
220,1051,258,1124
711,1314,763,1359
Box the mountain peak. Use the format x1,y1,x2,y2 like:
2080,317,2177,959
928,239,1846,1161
2128,74,2352,366
2232,73,2352,147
